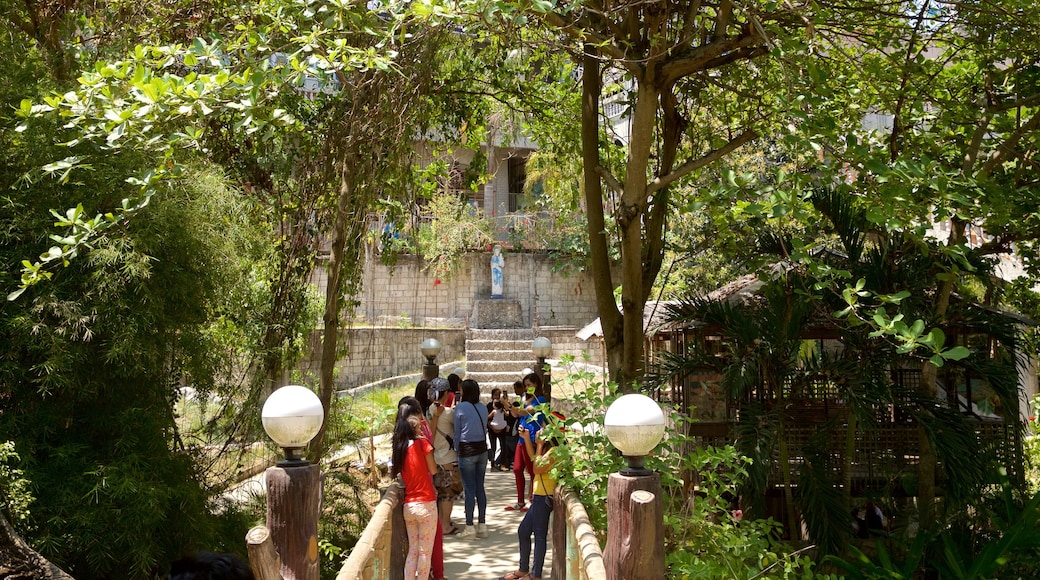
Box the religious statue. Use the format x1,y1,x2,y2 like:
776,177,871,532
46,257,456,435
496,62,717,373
491,245,504,298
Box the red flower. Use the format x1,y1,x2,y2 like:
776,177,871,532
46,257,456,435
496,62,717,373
434,279,442,286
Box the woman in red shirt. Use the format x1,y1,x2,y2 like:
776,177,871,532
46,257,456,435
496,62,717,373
392,402,438,579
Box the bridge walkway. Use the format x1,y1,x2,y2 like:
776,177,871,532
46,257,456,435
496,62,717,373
441,465,554,580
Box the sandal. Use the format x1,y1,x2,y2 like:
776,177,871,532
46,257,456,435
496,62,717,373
497,571,528,580
445,525,462,535
505,503,525,511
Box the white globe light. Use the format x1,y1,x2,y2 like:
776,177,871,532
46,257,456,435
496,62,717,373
262,385,324,452
420,338,442,359
453,367,466,379
521,367,534,377
604,394,666,457
531,336,552,358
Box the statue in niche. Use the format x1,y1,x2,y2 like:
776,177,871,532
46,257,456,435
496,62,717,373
491,245,504,298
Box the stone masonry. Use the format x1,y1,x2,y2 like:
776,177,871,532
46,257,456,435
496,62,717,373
299,250,606,390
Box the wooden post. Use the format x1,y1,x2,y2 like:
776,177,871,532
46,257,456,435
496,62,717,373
551,489,566,580
266,463,321,580
389,490,407,580
603,472,664,580
246,525,284,580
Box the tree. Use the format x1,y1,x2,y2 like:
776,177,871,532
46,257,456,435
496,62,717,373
481,0,824,389
770,0,1040,525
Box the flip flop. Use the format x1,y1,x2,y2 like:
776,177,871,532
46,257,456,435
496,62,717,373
445,525,462,535
496,572,528,580
505,503,525,511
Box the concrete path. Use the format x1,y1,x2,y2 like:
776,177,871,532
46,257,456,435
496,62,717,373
441,465,553,580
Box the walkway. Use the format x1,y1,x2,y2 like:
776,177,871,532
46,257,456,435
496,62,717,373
441,465,553,580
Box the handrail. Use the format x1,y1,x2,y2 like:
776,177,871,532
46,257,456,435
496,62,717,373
553,485,608,580
336,482,404,580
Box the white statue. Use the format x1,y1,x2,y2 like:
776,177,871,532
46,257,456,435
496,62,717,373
491,245,504,298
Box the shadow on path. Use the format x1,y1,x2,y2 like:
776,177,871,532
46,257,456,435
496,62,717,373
442,465,553,580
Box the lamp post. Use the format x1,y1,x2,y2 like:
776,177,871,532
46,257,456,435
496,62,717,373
531,336,552,400
602,393,666,580
260,385,324,580
421,338,442,381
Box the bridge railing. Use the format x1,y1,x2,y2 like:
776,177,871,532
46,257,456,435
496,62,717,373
552,485,608,580
336,482,406,580
337,482,607,580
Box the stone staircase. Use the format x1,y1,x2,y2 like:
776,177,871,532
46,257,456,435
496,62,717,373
464,328,537,392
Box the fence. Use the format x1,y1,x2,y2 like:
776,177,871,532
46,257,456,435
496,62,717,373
337,484,606,580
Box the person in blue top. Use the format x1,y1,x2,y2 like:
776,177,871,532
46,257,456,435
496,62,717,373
505,373,547,511
453,379,490,539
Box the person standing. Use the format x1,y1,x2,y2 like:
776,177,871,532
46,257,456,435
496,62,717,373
507,373,546,511
399,396,447,580
391,402,438,580
499,391,518,471
487,387,504,469
453,379,489,539
428,378,462,536
496,428,558,580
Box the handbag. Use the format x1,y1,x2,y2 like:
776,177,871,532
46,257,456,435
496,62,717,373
457,403,489,457
433,464,464,496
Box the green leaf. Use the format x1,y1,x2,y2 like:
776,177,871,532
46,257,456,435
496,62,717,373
941,346,970,361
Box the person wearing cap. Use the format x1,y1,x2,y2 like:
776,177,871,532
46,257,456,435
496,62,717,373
428,377,462,535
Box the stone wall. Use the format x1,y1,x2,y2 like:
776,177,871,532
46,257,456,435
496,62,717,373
298,328,467,390
301,251,606,389
297,326,604,391
309,251,600,328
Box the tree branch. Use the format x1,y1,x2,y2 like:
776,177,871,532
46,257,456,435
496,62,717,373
979,110,1040,178
647,129,758,195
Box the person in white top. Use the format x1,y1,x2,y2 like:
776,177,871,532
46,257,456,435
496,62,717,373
427,378,462,535
487,387,507,469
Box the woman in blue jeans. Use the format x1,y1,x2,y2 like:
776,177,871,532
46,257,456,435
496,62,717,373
453,379,489,539
497,426,557,580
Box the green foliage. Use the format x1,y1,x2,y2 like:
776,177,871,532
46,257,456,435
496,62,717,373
318,469,372,579
827,478,1040,579
1025,397,1040,493
414,190,495,280
543,366,827,578
0,442,35,528
1,162,269,576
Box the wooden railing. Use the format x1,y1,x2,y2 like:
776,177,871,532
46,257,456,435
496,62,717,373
336,483,607,580
552,486,609,580
336,482,405,580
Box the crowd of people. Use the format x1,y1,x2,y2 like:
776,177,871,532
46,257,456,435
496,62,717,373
168,370,558,580
394,371,558,580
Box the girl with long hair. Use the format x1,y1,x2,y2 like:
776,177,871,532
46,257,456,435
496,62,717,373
398,396,446,580
497,429,558,580
391,402,438,579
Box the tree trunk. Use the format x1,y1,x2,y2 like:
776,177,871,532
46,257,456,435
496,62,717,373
0,511,75,580
580,45,623,386
916,218,964,526
309,166,354,462
615,80,660,391
246,525,285,580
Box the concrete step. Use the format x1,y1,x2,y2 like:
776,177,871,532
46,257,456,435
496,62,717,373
467,360,539,374
466,328,535,341
465,349,534,363
467,370,528,385
465,339,536,351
